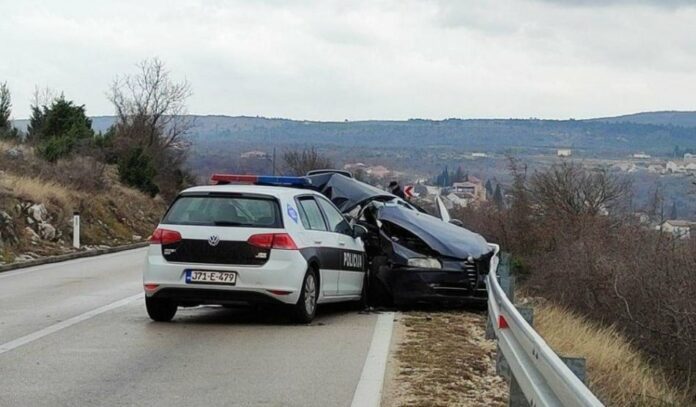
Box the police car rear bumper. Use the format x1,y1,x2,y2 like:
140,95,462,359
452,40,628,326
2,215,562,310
144,245,307,305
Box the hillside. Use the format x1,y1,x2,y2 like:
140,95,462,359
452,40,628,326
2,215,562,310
591,111,696,128
13,113,696,157
0,141,165,264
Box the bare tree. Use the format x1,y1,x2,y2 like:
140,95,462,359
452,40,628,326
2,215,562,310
108,58,193,198
530,162,631,218
109,58,193,151
31,86,57,108
282,146,333,175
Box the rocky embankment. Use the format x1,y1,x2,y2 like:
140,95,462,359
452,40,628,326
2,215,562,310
0,142,165,265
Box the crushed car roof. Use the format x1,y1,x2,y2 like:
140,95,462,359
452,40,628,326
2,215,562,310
306,173,394,213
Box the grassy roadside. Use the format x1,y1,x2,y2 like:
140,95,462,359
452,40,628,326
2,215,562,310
382,310,507,407
529,300,688,406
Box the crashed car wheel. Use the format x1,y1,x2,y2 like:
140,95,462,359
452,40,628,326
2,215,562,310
292,268,318,323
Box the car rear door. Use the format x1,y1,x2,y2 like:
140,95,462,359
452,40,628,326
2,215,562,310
296,196,339,297
315,197,365,296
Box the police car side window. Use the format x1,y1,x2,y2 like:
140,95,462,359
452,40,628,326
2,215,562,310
298,198,328,231
316,198,352,235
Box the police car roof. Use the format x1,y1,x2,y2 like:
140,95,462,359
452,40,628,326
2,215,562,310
180,184,320,198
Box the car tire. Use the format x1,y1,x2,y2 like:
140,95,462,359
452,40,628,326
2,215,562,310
293,268,318,323
145,296,177,322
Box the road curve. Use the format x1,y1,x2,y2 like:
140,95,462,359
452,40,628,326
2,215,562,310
0,249,379,407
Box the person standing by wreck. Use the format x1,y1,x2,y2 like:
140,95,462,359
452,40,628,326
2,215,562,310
389,181,406,199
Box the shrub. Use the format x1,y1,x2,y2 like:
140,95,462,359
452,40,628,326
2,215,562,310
117,147,159,197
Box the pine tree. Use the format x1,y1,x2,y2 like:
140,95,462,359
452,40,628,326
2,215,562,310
453,166,465,183
485,180,494,198
29,95,95,161
0,82,10,133
670,201,678,220
493,184,504,209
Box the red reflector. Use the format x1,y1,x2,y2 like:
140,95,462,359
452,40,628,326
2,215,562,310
144,284,159,291
267,289,292,296
498,315,509,329
149,228,182,245
211,174,258,184
247,233,298,250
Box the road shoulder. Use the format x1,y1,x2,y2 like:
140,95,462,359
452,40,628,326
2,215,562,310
381,310,508,406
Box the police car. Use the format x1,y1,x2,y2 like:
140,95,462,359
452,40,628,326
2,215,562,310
143,174,368,323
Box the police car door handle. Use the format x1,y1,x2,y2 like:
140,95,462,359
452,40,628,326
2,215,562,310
314,241,323,245
338,242,346,247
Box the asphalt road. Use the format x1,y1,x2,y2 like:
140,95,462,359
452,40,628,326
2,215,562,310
0,249,379,407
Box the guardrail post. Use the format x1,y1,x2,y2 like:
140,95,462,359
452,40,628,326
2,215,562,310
561,357,587,384
498,253,514,303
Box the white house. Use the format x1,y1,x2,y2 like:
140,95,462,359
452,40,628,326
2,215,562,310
661,220,696,239
557,149,572,157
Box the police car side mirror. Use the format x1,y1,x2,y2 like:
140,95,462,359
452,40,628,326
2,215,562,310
352,224,368,239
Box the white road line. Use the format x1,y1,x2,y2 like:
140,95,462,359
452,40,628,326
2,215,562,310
0,293,143,355
351,312,395,407
0,248,147,280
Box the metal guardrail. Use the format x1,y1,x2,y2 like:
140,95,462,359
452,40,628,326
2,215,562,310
486,244,604,407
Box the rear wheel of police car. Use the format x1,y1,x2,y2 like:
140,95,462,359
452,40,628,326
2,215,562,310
293,268,318,323
145,297,177,322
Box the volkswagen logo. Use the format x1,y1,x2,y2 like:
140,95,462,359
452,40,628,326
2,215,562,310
208,235,220,247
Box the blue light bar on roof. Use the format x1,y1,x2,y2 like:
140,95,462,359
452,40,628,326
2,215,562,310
256,176,310,186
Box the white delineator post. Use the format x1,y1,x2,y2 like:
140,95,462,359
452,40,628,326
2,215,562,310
73,212,80,249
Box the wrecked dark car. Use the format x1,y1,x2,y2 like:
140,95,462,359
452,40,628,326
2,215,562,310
306,172,495,306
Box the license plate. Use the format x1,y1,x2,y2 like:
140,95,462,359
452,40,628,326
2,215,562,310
186,270,237,285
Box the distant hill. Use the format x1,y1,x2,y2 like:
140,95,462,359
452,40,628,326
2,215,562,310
12,112,696,156
591,111,696,128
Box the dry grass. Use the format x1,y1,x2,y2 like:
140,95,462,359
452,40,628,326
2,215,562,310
383,311,507,407
533,302,687,406
0,174,77,212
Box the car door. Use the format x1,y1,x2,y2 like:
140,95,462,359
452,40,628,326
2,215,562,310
315,197,365,296
296,196,339,297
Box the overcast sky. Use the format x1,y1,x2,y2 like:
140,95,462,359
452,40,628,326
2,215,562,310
1,0,696,121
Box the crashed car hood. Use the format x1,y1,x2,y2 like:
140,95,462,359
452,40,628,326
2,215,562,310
378,205,492,259
307,173,395,213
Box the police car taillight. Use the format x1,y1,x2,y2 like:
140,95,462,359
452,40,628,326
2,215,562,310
247,233,298,250
149,228,182,245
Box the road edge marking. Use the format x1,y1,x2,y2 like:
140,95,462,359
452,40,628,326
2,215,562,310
351,311,395,407
0,293,143,355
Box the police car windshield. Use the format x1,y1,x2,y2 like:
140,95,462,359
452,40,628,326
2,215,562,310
162,195,282,228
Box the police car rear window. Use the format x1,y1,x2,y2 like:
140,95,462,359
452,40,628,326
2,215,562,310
162,195,282,228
